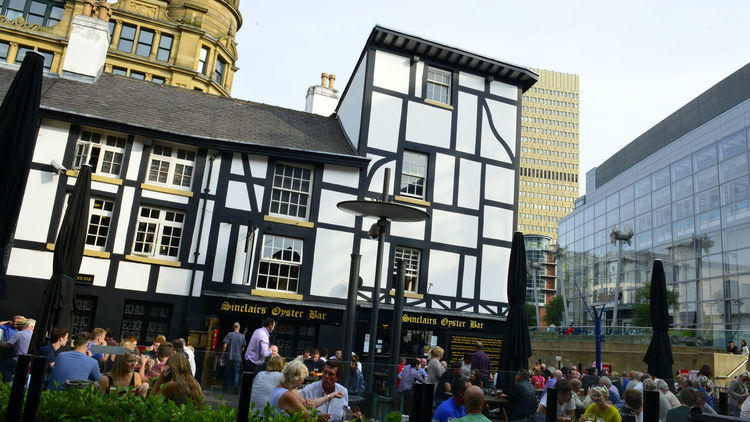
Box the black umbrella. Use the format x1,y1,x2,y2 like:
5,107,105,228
29,165,91,354
0,52,43,298
498,231,532,392
643,259,673,382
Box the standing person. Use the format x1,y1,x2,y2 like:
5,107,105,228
457,385,492,422
397,356,406,387
173,338,195,376
506,370,538,421
432,378,470,422
348,354,365,396
419,358,429,378
98,350,149,396
583,386,622,422
427,346,446,394
398,358,426,401
150,353,203,406
727,341,740,354
461,352,473,379
471,341,491,386
221,322,246,393
47,331,102,390
741,340,750,357
250,354,285,411
728,372,749,417
244,318,276,373
300,360,351,421
36,326,68,373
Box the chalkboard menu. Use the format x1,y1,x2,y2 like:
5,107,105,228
448,335,502,370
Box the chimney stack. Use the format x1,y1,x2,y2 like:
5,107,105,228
61,4,111,81
305,71,339,116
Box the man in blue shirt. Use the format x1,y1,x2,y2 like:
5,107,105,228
36,326,69,373
0,317,34,381
221,322,246,392
48,331,101,390
433,378,469,422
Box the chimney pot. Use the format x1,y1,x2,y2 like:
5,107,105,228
320,72,328,87
328,74,335,90
82,0,96,16
97,1,111,22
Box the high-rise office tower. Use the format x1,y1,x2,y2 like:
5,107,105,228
517,69,580,243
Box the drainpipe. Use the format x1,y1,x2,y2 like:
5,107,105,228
184,154,215,335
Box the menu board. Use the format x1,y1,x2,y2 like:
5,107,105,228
448,335,502,369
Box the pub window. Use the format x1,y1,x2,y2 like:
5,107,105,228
425,67,451,105
86,198,114,251
117,23,136,53
256,235,303,293
146,142,196,189
214,55,226,85
120,300,171,344
197,46,209,75
0,0,64,27
156,33,173,62
72,295,97,337
394,246,421,293
269,163,313,220
400,151,428,199
132,206,185,260
73,129,127,177
135,28,154,57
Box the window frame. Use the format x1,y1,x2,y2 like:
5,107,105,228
255,234,303,293
0,0,64,27
117,23,137,53
86,197,115,251
134,27,154,57
269,162,314,221
425,66,452,105
214,55,227,85
156,33,173,62
132,205,185,260
197,46,209,75
393,246,421,293
145,142,197,190
399,150,428,200
120,300,172,344
72,129,127,178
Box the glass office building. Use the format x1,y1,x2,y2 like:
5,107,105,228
558,62,750,345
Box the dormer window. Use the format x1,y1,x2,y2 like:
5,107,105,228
426,67,451,105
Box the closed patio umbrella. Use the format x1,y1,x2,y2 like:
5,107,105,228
643,259,673,383
29,165,91,354
0,52,43,299
498,231,532,392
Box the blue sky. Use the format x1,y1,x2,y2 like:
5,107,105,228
231,1,750,193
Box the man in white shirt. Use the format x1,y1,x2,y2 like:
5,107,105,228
538,379,576,420
300,360,350,421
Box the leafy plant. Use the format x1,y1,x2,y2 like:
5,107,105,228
543,295,565,326
386,411,402,422
632,282,680,327
524,303,537,328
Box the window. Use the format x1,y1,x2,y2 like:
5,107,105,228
111,66,127,76
132,206,185,259
270,163,313,220
73,129,126,177
156,34,172,62
151,76,165,84
214,56,226,84
117,24,136,53
129,70,145,80
72,295,97,337
146,143,196,189
14,45,33,64
197,47,209,75
37,49,53,70
394,247,421,293
256,235,303,293
426,67,451,105
400,151,428,199
0,41,8,60
86,198,114,250
135,28,153,57
0,0,63,26
120,300,171,344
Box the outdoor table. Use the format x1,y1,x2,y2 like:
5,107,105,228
485,395,509,421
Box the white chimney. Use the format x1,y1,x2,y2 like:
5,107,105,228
61,13,111,81
305,72,339,116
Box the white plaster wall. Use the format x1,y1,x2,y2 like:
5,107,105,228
480,245,509,302
14,169,57,242
368,159,396,197
337,57,367,150
459,71,485,91
456,92,478,154
189,199,213,265
367,92,402,153
486,99,517,155
462,255,477,299
427,250,460,296
457,158,481,209
208,154,221,194
414,62,424,97
7,248,53,279
226,180,251,211
367,154,384,177
126,141,143,181
390,219,425,241
248,155,267,179
490,81,518,100
115,261,150,292
211,222,232,282
191,271,203,297
141,189,190,205
322,164,360,189
483,206,514,241
62,15,109,78
90,180,118,194
155,267,193,295
406,101,451,149
310,228,354,298
232,225,248,284
33,120,69,165
358,238,390,289
433,154,455,205
318,190,356,228
485,165,515,205
431,210,478,248
230,153,244,175
80,256,110,287
254,185,264,211
373,50,410,95
480,110,511,163
113,186,135,254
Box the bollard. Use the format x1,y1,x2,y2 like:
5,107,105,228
22,356,47,422
410,383,434,422
546,387,558,422
719,391,728,415
236,371,256,422
6,354,32,422
643,390,659,422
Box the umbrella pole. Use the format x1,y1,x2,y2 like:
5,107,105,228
594,306,603,375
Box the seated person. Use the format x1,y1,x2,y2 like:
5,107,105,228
666,388,696,422
270,360,343,417
36,326,68,373
250,354,285,411
47,331,101,390
538,379,576,420
619,389,643,422
145,342,174,380
304,348,325,373
458,385,492,422
584,386,622,422
99,350,149,396
150,353,202,406
300,360,351,421
507,370,538,421
433,379,470,422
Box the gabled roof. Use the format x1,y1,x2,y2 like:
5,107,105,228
369,26,538,92
0,66,367,166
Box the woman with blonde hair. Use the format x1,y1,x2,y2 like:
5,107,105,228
583,385,621,422
250,354,285,410
269,359,343,417
151,352,203,406
99,349,149,396
426,346,446,392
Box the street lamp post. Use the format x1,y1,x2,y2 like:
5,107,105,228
531,262,541,328
610,226,633,330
